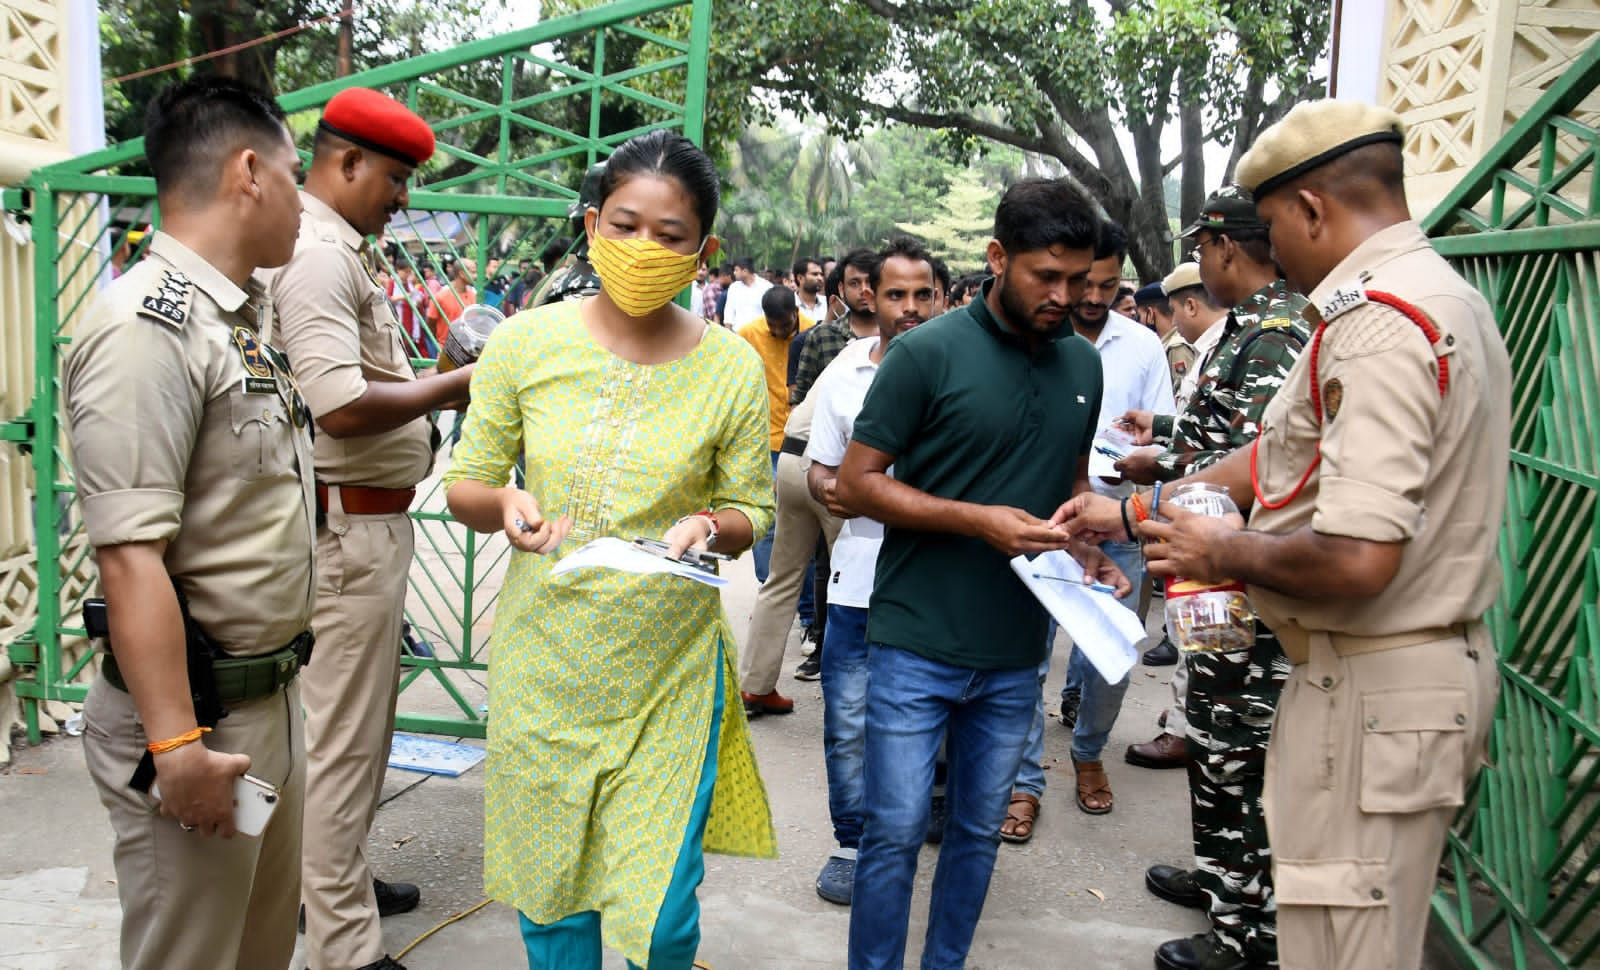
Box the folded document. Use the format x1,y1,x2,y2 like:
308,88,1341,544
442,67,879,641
1010,549,1144,684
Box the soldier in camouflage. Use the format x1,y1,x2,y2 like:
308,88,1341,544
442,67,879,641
1107,185,1310,970
527,163,604,308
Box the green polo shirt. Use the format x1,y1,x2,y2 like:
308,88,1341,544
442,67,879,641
851,281,1103,670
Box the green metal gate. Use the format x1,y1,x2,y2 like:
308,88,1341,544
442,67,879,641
1423,37,1600,970
1,0,712,744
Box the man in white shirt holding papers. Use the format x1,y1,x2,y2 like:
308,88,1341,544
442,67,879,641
1003,222,1174,841
803,237,938,909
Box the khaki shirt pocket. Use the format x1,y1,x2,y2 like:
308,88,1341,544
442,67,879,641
231,392,297,482
1358,687,1469,814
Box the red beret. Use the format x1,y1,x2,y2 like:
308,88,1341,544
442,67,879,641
318,88,435,167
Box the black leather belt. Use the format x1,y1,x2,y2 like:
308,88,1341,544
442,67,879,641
780,435,808,457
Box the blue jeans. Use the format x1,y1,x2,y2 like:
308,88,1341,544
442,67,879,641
519,648,725,970
849,644,1040,970
821,605,870,848
751,451,779,583
796,555,816,629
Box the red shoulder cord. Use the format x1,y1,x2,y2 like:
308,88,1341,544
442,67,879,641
1251,290,1451,510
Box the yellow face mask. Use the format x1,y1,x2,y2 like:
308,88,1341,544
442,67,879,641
588,232,705,317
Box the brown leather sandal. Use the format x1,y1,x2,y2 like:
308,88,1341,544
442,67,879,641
999,791,1040,844
1073,758,1114,815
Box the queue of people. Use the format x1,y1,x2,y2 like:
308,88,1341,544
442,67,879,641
64,72,1506,970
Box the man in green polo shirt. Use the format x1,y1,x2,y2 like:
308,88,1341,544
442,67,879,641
835,177,1130,970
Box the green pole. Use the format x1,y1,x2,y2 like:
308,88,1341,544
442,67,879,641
27,186,60,745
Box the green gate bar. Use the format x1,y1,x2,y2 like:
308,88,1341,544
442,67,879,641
1421,36,1600,970
5,0,714,745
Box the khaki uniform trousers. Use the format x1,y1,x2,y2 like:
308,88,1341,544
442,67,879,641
301,497,412,970
1263,624,1497,970
82,676,306,970
740,452,841,695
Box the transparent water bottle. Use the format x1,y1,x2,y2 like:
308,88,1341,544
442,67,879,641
438,303,505,371
1160,482,1256,653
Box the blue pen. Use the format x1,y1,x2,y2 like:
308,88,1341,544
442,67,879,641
1094,444,1126,460
1032,573,1118,595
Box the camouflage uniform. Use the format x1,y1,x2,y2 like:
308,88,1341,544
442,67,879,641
1153,278,1310,967
528,253,600,308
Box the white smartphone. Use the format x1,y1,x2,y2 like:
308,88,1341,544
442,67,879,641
150,773,281,837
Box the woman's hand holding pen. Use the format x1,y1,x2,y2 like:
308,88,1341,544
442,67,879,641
501,487,571,554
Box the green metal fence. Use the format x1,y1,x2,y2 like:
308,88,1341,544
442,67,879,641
1,0,712,744
1423,37,1600,970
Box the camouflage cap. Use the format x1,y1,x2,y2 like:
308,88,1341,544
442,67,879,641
1237,100,1405,199
1179,184,1265,238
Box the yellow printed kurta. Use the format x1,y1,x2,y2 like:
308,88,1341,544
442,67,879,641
442,301,777,964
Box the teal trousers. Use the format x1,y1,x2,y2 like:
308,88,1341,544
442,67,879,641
519,649,724,970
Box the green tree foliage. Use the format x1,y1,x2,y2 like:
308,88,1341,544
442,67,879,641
705,0,1331,279
713,124,1018,270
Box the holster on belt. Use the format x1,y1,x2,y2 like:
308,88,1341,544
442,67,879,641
87,582,314,793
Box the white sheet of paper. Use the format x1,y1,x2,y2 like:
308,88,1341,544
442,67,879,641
1089,436,1127,481
550,537,730,588
1010,549,1144,684
1088,449,1122,480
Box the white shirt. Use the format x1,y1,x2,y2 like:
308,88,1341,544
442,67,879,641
690,281,705,318
806,336,884,609
1089,311,1176,497
797,293,828,323
1175,315,1228,410
722,277,772,329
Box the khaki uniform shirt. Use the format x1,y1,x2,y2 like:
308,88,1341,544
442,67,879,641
1163,327,1198,397
65,233,317,655
1247,221,1511,637
262,193,433,489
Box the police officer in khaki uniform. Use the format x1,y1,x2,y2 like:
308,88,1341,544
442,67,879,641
1128,101,1507,970
65,78,315,970
264,89,473,970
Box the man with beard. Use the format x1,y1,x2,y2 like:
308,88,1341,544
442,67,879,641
835,179,1129,969
264,88,474,970
790,248,878,407
795,256,828,322
1008,222,1171,839
802,237,938,906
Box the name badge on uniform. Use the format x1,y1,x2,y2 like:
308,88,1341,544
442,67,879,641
234,326,280,395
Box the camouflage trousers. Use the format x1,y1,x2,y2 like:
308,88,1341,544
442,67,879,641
1185,624,1291,966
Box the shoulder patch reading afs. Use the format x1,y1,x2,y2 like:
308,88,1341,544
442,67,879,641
140,270,191,326
1323,378,1343,422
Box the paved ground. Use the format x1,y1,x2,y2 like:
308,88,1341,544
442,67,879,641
0,545,1460,969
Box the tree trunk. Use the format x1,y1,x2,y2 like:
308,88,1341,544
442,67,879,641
1178,98,1207,260
337,4,354,78
191,0,281,92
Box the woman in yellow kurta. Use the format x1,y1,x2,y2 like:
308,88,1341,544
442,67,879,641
442,131,776,970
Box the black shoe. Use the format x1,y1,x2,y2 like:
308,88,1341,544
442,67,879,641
354,958,408,970
799,623,818,657
1059,687,1081,729
374,878,420,917
925,791,948,845
1145,864,1205,909
1142,637,1179,666
1154,933,1249,970
794,654,821,681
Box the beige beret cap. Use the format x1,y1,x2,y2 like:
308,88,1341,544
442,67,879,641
1161,262,1203,296
1236,100,1405,198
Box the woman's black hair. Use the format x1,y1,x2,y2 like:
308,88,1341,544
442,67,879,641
597,129,721,238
